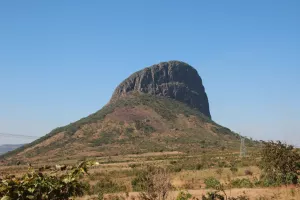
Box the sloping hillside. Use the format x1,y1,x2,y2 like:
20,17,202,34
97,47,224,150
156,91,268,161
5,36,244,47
2,94,241,163
1,61,252,164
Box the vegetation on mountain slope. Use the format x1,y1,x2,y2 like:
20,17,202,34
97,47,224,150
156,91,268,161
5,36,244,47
1,94,246,162
0,61,253,163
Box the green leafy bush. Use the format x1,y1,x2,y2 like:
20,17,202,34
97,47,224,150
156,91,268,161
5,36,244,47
204,177,220,189
230,178,253,188
259,172,299,187
0,161,98,200
176,191,192,200
260,141,300,185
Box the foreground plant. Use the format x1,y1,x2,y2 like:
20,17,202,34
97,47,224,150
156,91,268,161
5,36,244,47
176,191,192,200
0,161,99,200
134,166,171,200
260,141,300,185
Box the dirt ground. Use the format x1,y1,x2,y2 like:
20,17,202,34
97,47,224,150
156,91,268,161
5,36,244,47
78,187,300,200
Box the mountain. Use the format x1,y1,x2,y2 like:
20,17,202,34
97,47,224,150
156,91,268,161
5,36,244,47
111,61,211,118
2,61,243,163
0,144,24,155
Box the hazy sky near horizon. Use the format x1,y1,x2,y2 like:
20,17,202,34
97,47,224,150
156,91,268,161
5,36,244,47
0,1,299,146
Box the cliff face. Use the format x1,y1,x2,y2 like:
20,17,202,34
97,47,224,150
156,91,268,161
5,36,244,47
110,61,211,118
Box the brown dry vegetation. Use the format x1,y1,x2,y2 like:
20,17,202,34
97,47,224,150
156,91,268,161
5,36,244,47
3,148,298,200
1,94,247,164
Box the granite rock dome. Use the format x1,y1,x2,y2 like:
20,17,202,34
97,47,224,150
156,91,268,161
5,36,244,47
110,61,211,118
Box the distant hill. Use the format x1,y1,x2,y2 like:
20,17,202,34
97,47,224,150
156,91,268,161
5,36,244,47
1,61,253,163
0,144,24,155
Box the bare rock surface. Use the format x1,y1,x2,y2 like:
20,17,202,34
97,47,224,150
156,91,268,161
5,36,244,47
110,61,211,118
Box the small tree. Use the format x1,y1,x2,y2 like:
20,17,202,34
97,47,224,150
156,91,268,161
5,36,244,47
136,166,171,200
260,141,300,185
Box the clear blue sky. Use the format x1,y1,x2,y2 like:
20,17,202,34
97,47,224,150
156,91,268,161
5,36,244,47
0,0,299,146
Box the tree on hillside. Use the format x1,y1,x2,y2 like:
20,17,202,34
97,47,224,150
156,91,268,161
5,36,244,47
260,141,300,185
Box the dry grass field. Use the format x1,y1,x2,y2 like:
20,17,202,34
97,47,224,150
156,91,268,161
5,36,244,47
2,148,300,200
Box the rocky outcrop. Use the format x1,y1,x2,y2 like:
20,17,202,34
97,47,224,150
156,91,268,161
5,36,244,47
110,61,211,118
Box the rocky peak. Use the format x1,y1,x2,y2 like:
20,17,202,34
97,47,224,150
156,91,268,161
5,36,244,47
110,61,211,118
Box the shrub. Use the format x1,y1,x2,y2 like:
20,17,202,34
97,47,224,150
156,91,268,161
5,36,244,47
196,163,203,170
230,167,238,175
136,166,171,200
176,191,192,200
259,172,298,187
131,170,148,192
230,178,253,188
260,176,280,187
0,161,98,200
252,177,262,187
91,176,126,195
204,177,221,189
129,163,141,168
217,161,226,168
169,160,177,165
134,120,156,134
202,191,225,200
260,141,300,185
202,190,249,200
167,165,182,173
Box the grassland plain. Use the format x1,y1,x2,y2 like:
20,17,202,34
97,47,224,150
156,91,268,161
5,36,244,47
1,149,300,200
